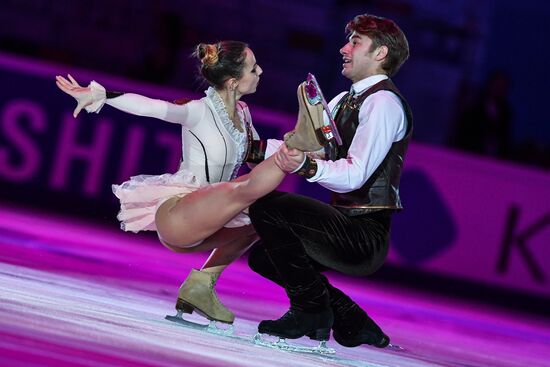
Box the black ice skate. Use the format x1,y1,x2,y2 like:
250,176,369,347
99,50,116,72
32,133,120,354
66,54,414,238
254,308,335,355
331,305,404,351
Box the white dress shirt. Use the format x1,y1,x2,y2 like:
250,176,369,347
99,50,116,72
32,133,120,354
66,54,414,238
308,74,407,193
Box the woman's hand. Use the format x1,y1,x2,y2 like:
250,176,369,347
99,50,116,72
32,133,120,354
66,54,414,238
55,74,93,117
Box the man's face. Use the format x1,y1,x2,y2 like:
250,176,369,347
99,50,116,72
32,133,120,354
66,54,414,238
340,32,380,83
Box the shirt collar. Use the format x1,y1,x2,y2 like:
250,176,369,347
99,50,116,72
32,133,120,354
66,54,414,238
350,74,388,96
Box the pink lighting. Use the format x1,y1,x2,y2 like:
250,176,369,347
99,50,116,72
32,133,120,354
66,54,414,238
0,203,549,366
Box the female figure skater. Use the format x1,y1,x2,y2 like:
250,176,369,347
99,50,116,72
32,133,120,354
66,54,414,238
56,41,266,326
56,41,325,327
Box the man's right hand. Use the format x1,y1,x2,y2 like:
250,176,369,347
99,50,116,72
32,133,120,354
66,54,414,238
275,144,306,173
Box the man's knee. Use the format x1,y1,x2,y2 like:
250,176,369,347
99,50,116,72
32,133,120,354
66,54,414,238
247,244,284,284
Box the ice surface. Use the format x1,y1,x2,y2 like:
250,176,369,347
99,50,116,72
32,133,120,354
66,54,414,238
0,205,549,366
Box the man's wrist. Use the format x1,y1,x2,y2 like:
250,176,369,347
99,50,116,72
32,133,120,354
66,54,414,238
293,155,318,178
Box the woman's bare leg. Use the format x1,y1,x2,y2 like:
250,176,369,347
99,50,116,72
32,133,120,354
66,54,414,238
197,226,257,280
157,155,284,324
200,226,258,270
163,225,257,268
162,224,258,324
155,155,285,248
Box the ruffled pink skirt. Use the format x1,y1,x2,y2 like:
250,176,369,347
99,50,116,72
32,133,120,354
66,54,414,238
112,169,251,233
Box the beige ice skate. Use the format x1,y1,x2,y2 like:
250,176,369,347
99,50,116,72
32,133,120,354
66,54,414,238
284,82,328,152
174,269,235,324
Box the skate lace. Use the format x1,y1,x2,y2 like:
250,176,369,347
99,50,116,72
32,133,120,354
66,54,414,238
212,288,233,313
208,277,232,313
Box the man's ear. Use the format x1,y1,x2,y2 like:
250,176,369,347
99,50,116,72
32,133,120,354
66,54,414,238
375,45,389,61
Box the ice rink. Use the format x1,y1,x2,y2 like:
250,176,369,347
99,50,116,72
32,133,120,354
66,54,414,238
1,204,549,367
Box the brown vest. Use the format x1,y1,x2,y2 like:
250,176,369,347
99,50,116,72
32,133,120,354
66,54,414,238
331,79,413,215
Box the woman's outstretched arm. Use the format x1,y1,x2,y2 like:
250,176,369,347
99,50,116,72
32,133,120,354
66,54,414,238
55,74,199,125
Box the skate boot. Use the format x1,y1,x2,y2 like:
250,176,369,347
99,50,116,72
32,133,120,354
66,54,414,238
326,279,389,348
254,307,335,355
304,73,342,147
258,307,333,341
174,269,235,324
332,304,389,348
284,82,327,152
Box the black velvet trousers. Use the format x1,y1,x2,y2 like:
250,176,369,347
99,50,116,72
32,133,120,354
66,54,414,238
248,191,392,312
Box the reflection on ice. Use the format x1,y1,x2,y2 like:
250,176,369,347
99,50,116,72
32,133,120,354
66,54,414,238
165,310,235,336
253,333,336,355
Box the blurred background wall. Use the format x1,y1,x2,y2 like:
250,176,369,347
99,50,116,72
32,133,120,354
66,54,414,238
2,0,549,164
0,0,548,313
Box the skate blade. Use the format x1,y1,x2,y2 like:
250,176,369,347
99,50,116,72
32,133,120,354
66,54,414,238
253,333,335,355
387,343,405,351
165,311,234,336
305,73,343,146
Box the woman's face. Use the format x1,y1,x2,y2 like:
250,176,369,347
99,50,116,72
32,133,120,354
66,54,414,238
236,48,262,96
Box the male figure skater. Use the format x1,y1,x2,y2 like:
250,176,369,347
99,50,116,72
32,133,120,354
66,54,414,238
248,13,412,348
